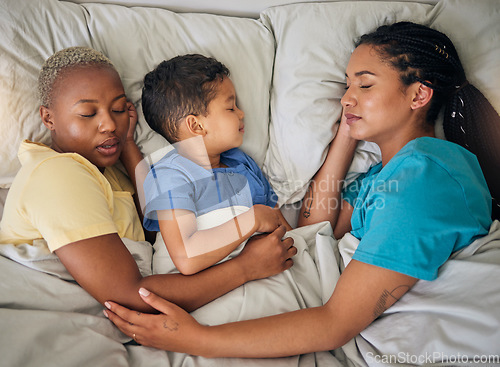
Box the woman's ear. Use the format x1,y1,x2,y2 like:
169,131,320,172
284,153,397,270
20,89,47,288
40,106,55,130
184,115,205,136
411,83,434,110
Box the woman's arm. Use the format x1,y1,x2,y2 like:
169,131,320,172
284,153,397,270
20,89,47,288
158,204,286,275
119,102,144,215
119,102,155,242
104,259,417,356
55,225,296,313
297,116,357,238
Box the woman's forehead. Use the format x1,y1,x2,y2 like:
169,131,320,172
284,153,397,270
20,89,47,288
52,65,124,101
346,45,396,79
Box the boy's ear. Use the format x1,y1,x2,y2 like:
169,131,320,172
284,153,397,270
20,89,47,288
184,115,205,136
411,82,433,110
40,106,55,130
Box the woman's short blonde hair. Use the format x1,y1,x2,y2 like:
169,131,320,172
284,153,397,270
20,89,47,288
38,46,115,107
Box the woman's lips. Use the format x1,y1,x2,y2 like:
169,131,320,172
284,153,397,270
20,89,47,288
345,113,360,125
96,137,120,156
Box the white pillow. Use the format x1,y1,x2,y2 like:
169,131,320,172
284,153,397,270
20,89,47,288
260,1,433,204
0,0,275,187
66,0,439,18
0,1,90,188
428,0,500,116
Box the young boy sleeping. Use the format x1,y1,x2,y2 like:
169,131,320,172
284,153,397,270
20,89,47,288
141,54,291,275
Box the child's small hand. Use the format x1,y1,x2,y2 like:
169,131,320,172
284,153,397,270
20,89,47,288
252,204,283,233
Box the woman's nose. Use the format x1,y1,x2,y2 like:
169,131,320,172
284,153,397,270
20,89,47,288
98,113,117,132
341,86,355,108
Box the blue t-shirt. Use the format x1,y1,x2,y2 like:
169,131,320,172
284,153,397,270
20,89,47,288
342,137,492,280
143,147,277,231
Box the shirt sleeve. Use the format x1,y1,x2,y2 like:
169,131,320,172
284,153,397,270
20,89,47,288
22,156,117,252
341,169,372,207
143,162,196,231
352,155,486,280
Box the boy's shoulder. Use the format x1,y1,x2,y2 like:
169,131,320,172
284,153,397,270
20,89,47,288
155,149,191,169
152,149,211,180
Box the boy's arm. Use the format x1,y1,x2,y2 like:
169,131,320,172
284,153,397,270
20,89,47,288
159,204,284,275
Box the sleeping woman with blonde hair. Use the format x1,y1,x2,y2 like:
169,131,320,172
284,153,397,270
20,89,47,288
0,46,296,315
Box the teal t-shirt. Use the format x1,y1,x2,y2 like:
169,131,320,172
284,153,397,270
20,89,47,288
343,137,492,280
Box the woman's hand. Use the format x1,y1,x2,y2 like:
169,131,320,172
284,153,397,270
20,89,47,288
125,100,138,142
297,109,358,229
237,224,296,281
104,288,204,354
120,101,140,161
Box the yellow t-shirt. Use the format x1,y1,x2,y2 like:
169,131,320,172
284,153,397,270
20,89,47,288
0,141,144,252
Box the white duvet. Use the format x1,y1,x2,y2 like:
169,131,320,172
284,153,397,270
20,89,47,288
2,205,500,366
0,207,347,367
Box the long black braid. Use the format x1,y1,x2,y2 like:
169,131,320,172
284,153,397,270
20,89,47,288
357,22,500,220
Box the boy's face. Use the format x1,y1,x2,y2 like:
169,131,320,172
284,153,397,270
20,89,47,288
199,76,245,155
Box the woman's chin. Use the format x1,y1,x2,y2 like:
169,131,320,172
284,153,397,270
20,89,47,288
93,153,121,170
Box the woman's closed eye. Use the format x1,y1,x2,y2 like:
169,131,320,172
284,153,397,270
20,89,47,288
344,83,373,90
79,112,96,118
112,102,127,114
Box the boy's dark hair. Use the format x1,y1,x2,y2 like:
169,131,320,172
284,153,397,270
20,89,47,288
142,54,230,143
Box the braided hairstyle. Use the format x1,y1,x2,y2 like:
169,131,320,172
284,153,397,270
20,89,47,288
357,21,500,219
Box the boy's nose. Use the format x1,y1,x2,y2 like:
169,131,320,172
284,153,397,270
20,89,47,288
237,106,245,120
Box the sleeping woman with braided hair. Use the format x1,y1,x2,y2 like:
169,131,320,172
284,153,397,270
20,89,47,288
104,21,499,358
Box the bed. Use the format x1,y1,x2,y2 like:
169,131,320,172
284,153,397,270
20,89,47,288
1,0,499,365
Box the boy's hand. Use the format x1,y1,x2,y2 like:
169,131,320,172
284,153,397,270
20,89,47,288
252,204,285,233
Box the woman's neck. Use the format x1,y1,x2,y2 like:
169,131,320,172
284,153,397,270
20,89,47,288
379,125,435,166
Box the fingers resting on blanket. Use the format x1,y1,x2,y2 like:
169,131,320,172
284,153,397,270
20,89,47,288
240,224,297,280
104,288,205,353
